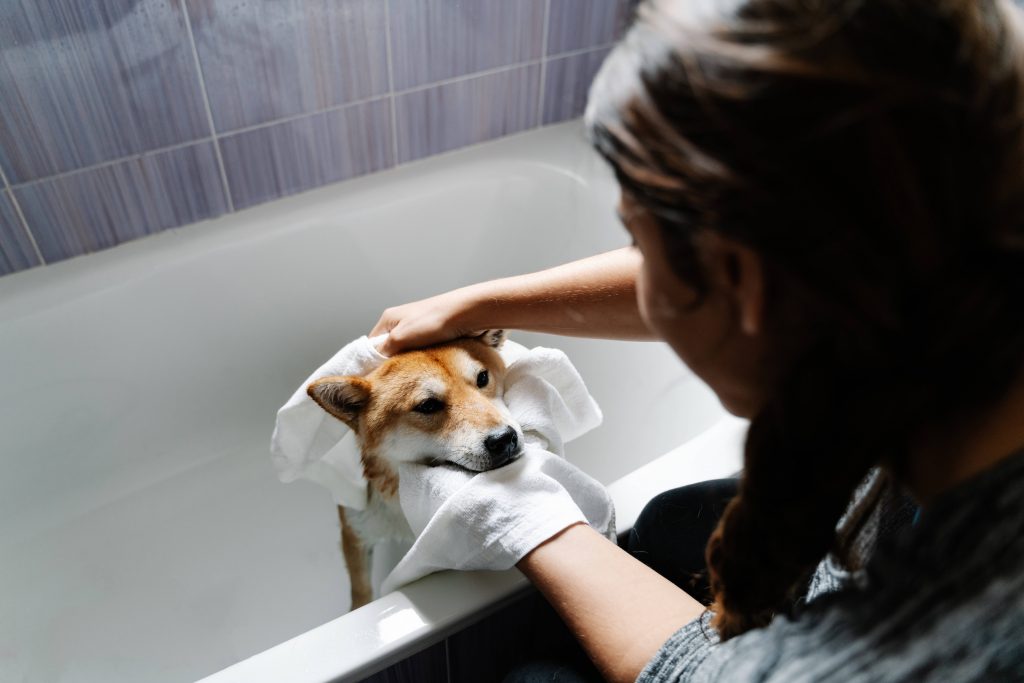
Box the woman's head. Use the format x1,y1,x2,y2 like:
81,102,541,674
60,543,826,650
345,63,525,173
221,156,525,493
587,0,1024,638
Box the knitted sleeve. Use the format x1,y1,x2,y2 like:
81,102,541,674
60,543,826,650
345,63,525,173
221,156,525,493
635,612,719,683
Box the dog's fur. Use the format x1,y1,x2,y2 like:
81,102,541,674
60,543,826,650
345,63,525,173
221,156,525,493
307,330,523,609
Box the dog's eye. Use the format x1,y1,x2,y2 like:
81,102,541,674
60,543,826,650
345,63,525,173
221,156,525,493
476,370,489,388
413,398,445,414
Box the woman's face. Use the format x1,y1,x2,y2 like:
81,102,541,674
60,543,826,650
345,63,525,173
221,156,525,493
620,192,772,418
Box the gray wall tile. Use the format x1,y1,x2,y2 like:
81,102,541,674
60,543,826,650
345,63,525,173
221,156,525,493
0,190,41,276
15,142,229,264
185,0,389,133
219,99,393,211
542,48,612,125
395,65,540,163
389,0,545,91
0,0,210,183
546,0,629,55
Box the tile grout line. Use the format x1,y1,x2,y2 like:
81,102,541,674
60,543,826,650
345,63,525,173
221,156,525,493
7,44,615,194
216,54,591,143
545,41,618,63
536,0,552,128
547,42,617,64
382,0,401,167
206,96,390,140
0,165,46,266
397,59,536,97
10,137,219,190
179,0,235,213
382,43,616,102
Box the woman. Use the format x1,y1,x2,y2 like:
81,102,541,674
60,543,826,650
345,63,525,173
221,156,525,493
371,0,1024,680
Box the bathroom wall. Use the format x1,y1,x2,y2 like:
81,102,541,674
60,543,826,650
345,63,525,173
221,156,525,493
0,0,630,277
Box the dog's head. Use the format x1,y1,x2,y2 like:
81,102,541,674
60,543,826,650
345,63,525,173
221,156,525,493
307,330,523,496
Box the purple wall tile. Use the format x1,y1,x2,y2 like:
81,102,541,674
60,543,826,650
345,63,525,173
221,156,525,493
395,65,541,163
0,0,572,280
542,48,612,125
14,142,229,264
219,99,393,210
546,0,630,55
0,0,210,183
185,0,389,133
388,0,545,91
0,190,41,276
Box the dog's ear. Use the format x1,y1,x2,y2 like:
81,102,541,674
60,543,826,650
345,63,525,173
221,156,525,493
478,329,506,349
307,376,371,431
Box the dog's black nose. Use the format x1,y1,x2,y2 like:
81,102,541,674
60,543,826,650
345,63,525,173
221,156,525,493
485,427,519,465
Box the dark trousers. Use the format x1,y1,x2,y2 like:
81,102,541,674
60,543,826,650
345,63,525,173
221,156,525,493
501,478,740,682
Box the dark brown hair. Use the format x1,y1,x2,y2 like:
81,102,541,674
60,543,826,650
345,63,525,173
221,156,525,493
587,0,1024,639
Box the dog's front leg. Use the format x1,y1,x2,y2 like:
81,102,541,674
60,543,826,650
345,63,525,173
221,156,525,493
338,506,373,610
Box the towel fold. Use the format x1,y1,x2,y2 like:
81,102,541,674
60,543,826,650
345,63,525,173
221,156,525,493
382,449,616,593
271,335,389,510
271,333,615,591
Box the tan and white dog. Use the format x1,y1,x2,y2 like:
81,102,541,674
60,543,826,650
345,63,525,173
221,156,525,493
306,330,524,609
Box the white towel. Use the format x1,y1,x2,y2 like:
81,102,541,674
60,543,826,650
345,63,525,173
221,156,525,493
382,449,617,593
271,334,615,589
271,335,390,510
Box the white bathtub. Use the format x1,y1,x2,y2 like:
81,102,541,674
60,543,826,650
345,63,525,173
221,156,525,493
0,121,744,683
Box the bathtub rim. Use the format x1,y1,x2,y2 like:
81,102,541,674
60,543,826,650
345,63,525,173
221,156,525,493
0,120,603,323
197,415,746,683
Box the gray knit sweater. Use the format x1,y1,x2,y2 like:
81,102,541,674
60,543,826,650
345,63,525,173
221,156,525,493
637,449,1024,682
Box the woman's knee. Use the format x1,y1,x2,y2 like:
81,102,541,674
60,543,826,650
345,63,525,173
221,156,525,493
629,478,740,554
502,660,601,683
627,478,740,597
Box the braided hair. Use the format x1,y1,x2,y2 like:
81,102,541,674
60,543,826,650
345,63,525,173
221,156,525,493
587,0,1024,639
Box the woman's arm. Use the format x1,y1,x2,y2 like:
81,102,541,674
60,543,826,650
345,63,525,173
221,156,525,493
517,522,706,683
371,247,653,355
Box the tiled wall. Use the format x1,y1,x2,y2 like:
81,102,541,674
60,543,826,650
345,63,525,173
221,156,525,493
0,0,629,278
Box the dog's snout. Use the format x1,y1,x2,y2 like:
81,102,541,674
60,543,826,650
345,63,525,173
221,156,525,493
485,427,519,466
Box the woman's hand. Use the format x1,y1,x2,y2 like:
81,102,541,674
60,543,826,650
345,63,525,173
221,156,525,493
382,450,616,592
370,287,485,356
518,525,706,682
395,454,596,569
396,452,704,682
369,247,654,356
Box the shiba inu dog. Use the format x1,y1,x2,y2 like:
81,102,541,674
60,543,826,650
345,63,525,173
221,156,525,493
306,330,523,609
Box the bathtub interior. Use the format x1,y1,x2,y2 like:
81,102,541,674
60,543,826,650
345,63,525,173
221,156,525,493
0,123,723,683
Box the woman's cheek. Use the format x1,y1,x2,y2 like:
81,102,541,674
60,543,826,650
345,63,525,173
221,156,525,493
636,262,681,337
635,263,653,329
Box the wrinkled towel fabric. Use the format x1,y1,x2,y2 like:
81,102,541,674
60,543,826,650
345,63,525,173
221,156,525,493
271,335,391,510
383,448,616,593
271,335,616,588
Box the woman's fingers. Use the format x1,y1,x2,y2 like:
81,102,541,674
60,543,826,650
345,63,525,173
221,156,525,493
369,307,399,338
370,290,482,355
378,323,419,356
381,318,459,355
372,313,453,356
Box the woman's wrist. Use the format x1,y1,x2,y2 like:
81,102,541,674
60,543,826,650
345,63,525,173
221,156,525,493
516,521,590,574
455,274,531,333
451,280,504,333
514,521,705,683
